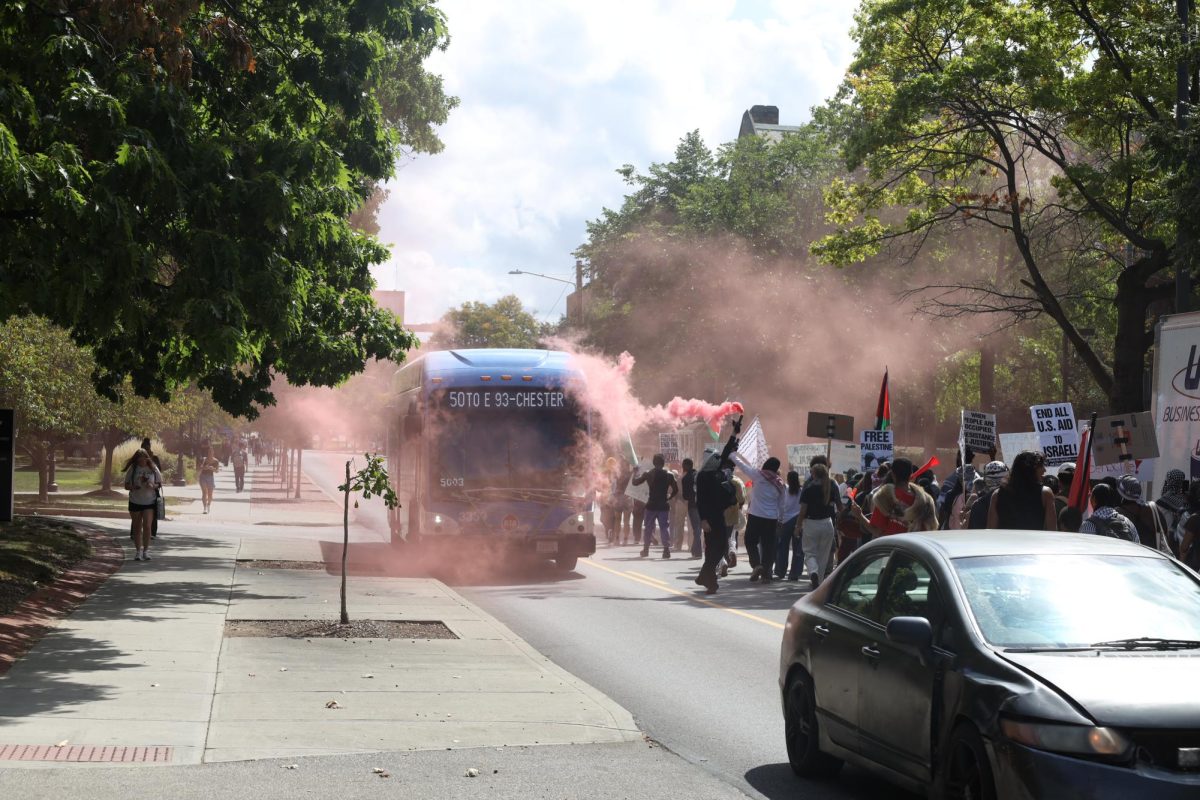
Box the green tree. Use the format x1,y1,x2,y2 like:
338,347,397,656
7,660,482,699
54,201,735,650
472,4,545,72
814,0,1200,412
338,454,397,624
0,316,99,500
430,295,550,350
0,1,455,418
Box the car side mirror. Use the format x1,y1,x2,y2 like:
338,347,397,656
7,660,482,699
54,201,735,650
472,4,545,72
886,616,934,665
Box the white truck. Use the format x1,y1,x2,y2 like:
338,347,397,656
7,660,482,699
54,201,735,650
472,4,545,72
1151,311,1200,486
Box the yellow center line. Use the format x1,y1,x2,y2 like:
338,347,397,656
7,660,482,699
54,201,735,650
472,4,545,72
625,570,668,585
582,558,785,630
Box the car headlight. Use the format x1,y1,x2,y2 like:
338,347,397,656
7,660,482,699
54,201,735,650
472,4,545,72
1000,718,1132,759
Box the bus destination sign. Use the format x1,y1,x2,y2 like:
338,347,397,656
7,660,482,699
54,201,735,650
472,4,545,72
444,390,568,410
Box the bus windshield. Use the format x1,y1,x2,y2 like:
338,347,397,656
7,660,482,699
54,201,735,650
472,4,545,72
430,388,586,498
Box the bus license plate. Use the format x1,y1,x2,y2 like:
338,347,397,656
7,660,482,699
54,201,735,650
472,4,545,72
536,540,558,554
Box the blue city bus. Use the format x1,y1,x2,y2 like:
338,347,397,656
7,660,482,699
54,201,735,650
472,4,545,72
385,349,597,570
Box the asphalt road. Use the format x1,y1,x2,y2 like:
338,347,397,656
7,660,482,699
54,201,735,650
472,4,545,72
301,450,914,800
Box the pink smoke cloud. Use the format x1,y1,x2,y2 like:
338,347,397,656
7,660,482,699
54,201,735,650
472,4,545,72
548,341,742,444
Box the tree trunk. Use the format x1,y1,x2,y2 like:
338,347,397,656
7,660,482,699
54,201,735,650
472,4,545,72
101,429,123,492
979,343,996,412
294,448,303,499
340,460,350,625
1110,273,1155,413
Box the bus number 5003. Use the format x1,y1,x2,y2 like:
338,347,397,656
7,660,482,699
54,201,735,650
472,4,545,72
440,477,465,488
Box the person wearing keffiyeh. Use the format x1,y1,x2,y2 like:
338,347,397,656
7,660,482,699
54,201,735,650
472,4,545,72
730,450,786,583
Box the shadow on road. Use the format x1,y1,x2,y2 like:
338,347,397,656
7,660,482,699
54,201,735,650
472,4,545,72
745,762,919,800
316,540,586,588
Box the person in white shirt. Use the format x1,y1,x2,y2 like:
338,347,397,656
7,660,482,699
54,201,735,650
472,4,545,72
774,471,804,580
730,451,785,583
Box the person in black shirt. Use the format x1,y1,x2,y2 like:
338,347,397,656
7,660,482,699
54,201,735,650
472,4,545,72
694,420,742,593
680,458,702,558
632,454,678,558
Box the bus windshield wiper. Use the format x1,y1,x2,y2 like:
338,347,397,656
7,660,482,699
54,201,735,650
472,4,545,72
1088,637,1200,651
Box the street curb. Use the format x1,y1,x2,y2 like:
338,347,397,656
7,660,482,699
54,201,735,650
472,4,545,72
15,508,131,521
0,525,124,677
436,581,642,742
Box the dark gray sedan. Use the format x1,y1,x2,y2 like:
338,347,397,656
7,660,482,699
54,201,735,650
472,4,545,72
778,531,1200,799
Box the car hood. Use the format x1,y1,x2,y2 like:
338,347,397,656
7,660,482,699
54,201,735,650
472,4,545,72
1001,650,1200,728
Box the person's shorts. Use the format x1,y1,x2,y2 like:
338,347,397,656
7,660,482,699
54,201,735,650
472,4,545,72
129,501,156,514
199,473,215,490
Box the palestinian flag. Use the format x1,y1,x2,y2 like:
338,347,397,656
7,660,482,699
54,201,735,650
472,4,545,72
1068,427,1092,514
874,369,891,431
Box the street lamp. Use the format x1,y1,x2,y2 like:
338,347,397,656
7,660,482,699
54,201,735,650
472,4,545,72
508,269,577,289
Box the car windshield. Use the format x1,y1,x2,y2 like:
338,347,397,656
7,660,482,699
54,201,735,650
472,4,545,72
430,388,587,498
953,554,1200,649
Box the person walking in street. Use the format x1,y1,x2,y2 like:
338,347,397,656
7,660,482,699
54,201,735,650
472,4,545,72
1157,468,1189,555
966,462,1009,529
1176,481,1200,570
668,462,688,552
631,454,678,559
730,451,785,583
680,458,703,558
775,470,803,580
1115,474,1171,552
796,463,843,589
1080,483,1139,541
987,451,1057,531
232,446,248,493
695,424,742,593
124,448,162,562
851,457,916,538
198,443,220,514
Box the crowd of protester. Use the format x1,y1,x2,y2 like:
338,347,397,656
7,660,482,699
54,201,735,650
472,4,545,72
598,429,1200,595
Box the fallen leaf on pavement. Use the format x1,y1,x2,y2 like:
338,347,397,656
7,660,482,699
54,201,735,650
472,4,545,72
55,740,69,747
325,700,341,709
362,674,374,679
372,767,385,774
279,667,288,672
284,764,298,770
465,768,480,778
150,683,159,688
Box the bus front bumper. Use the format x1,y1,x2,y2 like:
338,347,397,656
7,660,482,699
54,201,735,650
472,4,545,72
525,533,596,559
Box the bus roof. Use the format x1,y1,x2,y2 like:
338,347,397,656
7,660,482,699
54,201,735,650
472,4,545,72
392,349,583,394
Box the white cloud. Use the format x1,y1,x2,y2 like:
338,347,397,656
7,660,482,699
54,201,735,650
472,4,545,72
376,1,857,323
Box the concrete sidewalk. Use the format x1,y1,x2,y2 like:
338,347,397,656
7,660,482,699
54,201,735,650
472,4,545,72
0,525,638,767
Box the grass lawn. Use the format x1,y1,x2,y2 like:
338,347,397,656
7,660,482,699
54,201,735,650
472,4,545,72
0,517,92,615
14,494,193,512
14,463,199,494
14,466,100,493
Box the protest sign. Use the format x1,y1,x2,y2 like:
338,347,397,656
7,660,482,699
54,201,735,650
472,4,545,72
787,443,827,472
860,429,893,472
624,460,652,504
1030,402,1080,466
998,432,1042,466
658,432,681,464
789,443,861,478
1089,412,1159,468
805,412,854,442
960,410,997,453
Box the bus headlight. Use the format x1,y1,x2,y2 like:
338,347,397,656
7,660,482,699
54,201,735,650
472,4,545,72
576,514,585,523
434,515,443,525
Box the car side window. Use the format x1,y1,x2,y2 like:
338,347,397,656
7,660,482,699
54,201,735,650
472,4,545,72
877,553,942,629
830,552,891,622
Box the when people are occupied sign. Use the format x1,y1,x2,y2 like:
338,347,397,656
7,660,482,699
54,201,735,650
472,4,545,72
860,429,893,472
1030,402,1079,466
960,410,996,453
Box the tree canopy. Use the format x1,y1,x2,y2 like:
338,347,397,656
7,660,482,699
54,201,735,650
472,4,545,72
814,0,1200,412
430,295,549,350
0,1,455,418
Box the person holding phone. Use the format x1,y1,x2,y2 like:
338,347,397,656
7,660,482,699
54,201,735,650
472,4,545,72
124,448,162,561
198,443,220,513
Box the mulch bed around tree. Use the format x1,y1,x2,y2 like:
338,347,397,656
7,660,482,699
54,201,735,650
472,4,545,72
237,560,326,570
224,619,458,639
0,519,122,676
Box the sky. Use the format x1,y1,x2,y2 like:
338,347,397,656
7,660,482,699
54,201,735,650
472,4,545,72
371,1,859,324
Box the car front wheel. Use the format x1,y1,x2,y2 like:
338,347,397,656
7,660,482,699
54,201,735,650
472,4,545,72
784,671,842,778
939,722,996,800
